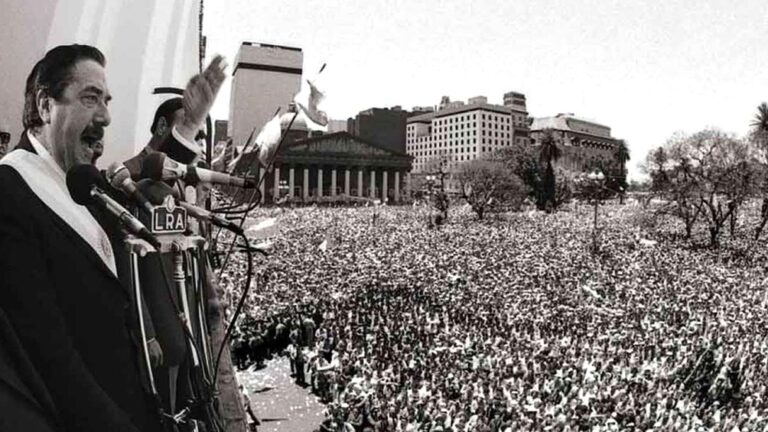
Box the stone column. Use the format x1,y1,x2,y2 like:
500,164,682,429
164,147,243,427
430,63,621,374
370,169,376,199
317,166,323,198
273,166,280,202
357,169,363,197
331,167,337,197
394,171,400,202
289,167,295,199
303,167,309,200
344,168,351,197
258,167,265,204
382,171,388,202
406,172,412,198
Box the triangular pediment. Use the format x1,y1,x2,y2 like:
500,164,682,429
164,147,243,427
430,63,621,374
284,132,407,158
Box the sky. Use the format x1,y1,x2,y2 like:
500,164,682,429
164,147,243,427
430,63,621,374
203,0,768,180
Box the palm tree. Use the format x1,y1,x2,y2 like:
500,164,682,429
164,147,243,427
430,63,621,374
752,102,768,147
538,128,561,211
752,102,768,131
751,103,768,239
613,139,630,203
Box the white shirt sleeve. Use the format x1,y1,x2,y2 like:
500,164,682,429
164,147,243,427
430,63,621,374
172,126,202,157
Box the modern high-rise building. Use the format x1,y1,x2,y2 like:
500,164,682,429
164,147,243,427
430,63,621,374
530,113,620,172
228,42,303,150
405,92,529,191
347,106,410,154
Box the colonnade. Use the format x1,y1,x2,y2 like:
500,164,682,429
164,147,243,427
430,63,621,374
257,164,412,204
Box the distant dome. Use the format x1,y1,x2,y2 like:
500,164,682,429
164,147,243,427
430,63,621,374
280,103,308,131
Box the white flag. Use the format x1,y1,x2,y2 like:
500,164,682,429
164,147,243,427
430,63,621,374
294,78,328,130
245,217,279,240
581,283,602,300
256,114,283,168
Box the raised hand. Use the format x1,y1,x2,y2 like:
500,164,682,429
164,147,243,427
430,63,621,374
178,55,228,142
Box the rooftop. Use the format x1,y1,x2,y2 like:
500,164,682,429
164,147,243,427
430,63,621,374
530,114,612,138
407,102,526,124
241,41,302,52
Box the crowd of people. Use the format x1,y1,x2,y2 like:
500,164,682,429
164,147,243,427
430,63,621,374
219,201,768,431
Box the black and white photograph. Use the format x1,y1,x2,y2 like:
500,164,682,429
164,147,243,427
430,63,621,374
1,1,768,431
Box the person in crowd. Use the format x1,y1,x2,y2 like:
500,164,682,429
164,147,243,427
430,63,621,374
0,43,163,432
0,121,10,158
0,43,228,431
216,202,768,431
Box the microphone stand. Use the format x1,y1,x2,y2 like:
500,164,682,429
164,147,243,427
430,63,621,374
132,226,220,430
125,237,160,403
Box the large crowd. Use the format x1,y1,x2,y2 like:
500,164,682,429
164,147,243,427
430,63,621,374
219,201,768,431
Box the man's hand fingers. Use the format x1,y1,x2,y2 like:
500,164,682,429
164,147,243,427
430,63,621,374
206,55,226,74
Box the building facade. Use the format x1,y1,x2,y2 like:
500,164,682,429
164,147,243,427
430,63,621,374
228,42,303,152
347,106,410,154
213,120,228,145
235,110,413,204
405,93,529,192
530,113,620,173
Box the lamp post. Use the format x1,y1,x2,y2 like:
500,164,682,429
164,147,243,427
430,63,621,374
425,175,436,226
586,170,606,254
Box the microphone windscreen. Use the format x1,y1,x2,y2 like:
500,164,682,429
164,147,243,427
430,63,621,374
141,152,166,181
136,178,180,205
106,162,121,181
66,164,106,205
110,165,132,188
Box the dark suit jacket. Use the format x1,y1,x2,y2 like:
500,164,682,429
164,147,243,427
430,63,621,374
0,134,162,432
0,308,60,432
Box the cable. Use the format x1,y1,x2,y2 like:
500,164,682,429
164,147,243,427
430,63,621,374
213,232,256,387
216,110,300,279
155,251,222,431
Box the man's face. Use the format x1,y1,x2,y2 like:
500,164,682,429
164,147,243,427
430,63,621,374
42,59,111,171
0,131,9,158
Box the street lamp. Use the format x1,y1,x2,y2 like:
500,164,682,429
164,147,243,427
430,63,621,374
585,170,607,254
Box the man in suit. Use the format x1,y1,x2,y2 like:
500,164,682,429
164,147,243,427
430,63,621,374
0,44,225,431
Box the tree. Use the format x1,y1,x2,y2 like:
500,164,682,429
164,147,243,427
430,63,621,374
537,128,562,212
687,131,754,246
647,130,756,246
553,167,575,209
643,141,704,240
752,102,768,141
750,102,768,239
456,160,527,219
612,139,630,203
494,141,541,205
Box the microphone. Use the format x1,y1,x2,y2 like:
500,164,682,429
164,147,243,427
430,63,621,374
137,179,244,235
106,162,154,214
141,151,257,188
67,164,161,248
177,201,244,235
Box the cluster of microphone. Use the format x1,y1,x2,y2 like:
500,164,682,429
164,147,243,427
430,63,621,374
66,151,254,248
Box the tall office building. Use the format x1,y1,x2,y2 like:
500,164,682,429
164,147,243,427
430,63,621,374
347,106,410,154
228,42,303,150
406,92,529,192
